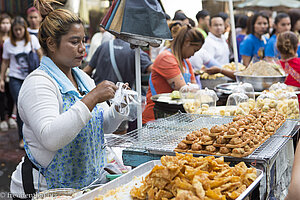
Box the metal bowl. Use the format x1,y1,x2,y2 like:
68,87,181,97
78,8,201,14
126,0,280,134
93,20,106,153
33,188,81,200
200,76,231,90
234,72,287,92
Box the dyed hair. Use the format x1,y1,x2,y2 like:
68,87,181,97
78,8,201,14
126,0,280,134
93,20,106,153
170,25,204,73
169,21,182,38
277,31,298,57
27,6,40,15
34,0,82,55
249,12,269,35
164,21,182,48
10,16,30,46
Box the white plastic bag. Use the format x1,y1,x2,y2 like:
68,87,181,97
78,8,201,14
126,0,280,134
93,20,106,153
110,82,141,121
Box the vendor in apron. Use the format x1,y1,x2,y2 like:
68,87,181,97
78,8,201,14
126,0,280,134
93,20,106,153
10,1,129,199
142,25,204,124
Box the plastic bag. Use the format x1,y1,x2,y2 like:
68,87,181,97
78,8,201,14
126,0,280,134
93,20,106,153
256,92,277,112
232,82,255,100
195,88,218,107
269,82,288,91
179,83,200,99
183,88,218,114
110,82,141,121
277,92,300,119
106,147,131,173
226,92,250,115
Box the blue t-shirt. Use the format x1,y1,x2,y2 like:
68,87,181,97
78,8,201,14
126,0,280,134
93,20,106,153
240,34,268,61
265,34,280,58
236,34,246,62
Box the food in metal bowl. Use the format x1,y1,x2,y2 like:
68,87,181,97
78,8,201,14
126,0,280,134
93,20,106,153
235,73,287,92
239,60,285,76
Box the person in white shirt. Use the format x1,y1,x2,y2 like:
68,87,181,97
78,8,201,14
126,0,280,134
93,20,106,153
10,0,129,199
86,26,114,63
200,15,230,65
0,16,42,149
26,7,42,38
189,48,222,71
86,26,105,62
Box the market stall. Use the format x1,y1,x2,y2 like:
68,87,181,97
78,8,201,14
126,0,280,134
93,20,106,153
103,112,299,199
31,1,300,199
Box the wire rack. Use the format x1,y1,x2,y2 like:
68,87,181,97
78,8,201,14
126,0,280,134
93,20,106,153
146,113,233,131
106,113,298,162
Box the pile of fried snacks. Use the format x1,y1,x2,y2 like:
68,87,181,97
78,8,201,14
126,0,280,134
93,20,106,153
130,153,257,200
175,109,285,157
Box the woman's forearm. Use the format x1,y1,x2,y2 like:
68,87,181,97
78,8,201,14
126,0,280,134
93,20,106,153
0,59,9,80
242,55,251,67
221,68,236,80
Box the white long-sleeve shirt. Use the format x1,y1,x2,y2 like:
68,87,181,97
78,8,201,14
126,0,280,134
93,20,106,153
201,32,230,65
11,69,127,197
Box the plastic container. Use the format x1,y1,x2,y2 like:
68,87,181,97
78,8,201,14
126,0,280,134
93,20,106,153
256,92,277,112
195,88,218,107
277,92,300,119
269,82,288,91
232,82,255,100
226,93,250,115
183,88,218,114
179,83,200,99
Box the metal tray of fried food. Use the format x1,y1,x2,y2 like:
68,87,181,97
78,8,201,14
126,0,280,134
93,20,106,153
72,160,263,200
106,113,298,161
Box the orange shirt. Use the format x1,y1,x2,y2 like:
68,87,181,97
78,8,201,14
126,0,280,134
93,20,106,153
142,50,195,124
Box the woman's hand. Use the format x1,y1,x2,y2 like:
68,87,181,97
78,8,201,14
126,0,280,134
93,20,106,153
94,80,118,103
81,80,118,111
0,80,5,92
203,66,221,75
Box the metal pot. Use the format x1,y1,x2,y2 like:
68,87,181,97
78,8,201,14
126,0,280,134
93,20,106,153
234,72,287,92
200,76,230,90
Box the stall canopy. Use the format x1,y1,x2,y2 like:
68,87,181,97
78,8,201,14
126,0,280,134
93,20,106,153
101,0,172,129
101,0,172,46
237,0,300,9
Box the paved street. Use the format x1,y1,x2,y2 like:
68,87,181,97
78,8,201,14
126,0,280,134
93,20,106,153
0,128,25,199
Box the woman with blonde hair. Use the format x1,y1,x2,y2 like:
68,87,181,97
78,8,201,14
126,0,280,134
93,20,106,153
10,0,129,199
143,25,204,124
